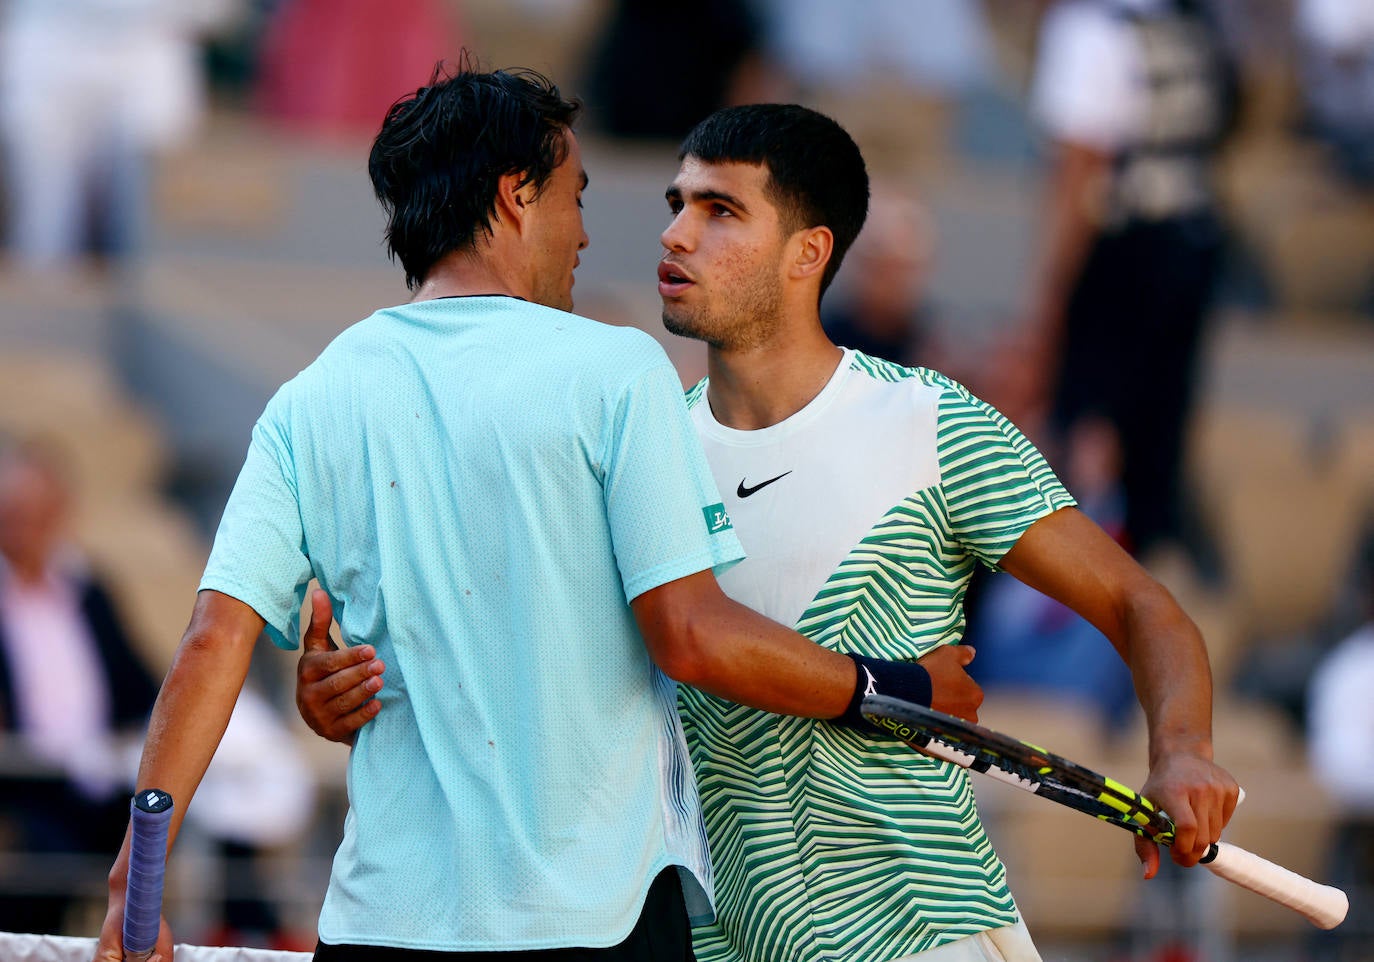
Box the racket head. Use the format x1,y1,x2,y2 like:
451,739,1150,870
862,694,1177,844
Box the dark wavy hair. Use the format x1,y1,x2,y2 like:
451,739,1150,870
369,60,582,290
678,104,869,298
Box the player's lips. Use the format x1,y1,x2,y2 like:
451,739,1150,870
658,261,695,297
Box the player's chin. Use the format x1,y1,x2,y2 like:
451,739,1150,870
661,306,706,341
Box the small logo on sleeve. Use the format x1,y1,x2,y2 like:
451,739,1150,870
703,503,733,534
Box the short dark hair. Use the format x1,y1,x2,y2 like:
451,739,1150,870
678,104,869,297
369,60,582,290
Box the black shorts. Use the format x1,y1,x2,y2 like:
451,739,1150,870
313,867,695,962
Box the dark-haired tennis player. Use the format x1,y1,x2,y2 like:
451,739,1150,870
92,66,976,962
300,103,1239,962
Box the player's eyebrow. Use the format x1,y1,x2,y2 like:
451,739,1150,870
665,184,749,213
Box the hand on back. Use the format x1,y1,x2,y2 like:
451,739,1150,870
918,644,982,723
296,589,385,744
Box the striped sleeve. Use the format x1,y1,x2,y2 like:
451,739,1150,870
936,382,1075,567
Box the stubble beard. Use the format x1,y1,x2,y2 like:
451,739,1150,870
661,274,785,352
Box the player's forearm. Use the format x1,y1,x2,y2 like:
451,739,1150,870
1119,583,1215,766
133,592,262,850
998,509,1216,761
633,570,854,718
680,596,856,716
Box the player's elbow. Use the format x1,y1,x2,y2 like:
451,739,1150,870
631,571,729,686
647,612,719,687
1119,576,1187,633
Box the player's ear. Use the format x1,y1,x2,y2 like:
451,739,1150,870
494,170,534,233
789,225,833,283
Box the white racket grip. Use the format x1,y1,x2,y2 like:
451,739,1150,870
1204,841,1348,930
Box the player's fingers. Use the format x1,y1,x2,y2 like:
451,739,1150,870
93,896,126,962
1187,774,1235,861
302,589,336,652
327,697,382,742
1222,782,1242,826
297,641,376,684
922,645,982,722
153,916,174,962
324,661,385,712
953,644,975,666
1168,805,1204,867
1197,779,1233,849
90,937,122,962
1135,835,1161,880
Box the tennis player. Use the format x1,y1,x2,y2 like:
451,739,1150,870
299,104,1239,962
92,68,977,962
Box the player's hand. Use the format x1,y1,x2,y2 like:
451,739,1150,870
1136,750,1240,875
918,644,983,723
296,589,385,745
93,870,173,961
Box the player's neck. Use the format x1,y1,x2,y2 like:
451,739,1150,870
705,332,843,431
410,248,526,303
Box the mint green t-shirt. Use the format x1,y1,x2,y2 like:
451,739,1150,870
201,296,743,951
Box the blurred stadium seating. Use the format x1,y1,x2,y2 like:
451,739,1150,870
0,1,1370,957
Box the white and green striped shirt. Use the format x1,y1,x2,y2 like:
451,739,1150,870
681,350,1075,962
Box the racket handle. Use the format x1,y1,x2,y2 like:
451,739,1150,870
1202,841,1348,930
123,789,174,960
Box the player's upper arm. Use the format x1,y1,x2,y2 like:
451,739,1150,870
181,589,271,657
200,409,315,649
936,383,1074,567
628,569,723,684
629,570,854,718
998,506,1164,643
602,360,743,601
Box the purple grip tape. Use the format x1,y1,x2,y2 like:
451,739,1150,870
123,789,173,957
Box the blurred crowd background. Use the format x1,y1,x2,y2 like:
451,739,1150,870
0,1,1372,960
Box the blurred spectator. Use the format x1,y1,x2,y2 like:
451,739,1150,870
966,414,1138,729
1296,0,1374,187
757,0,994,98
0,437,158,934
584,0,769,140
1306,524,1374,958
822,184,940,368
1021,0,1240,564
254,0,466,140
0,435,318,944
0,0,231,269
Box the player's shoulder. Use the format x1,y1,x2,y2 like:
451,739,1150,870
846,353,1014,438
576,312,667,358
558,315,677,391
499,301,668,362
846,350,967,397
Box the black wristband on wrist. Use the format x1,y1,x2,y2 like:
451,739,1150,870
835,653,933,731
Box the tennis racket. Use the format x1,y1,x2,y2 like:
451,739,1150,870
861,695,1348,930
123,789,174,961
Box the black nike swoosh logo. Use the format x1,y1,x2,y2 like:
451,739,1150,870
737,471,792,498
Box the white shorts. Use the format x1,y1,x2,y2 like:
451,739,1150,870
889,920,1042,962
